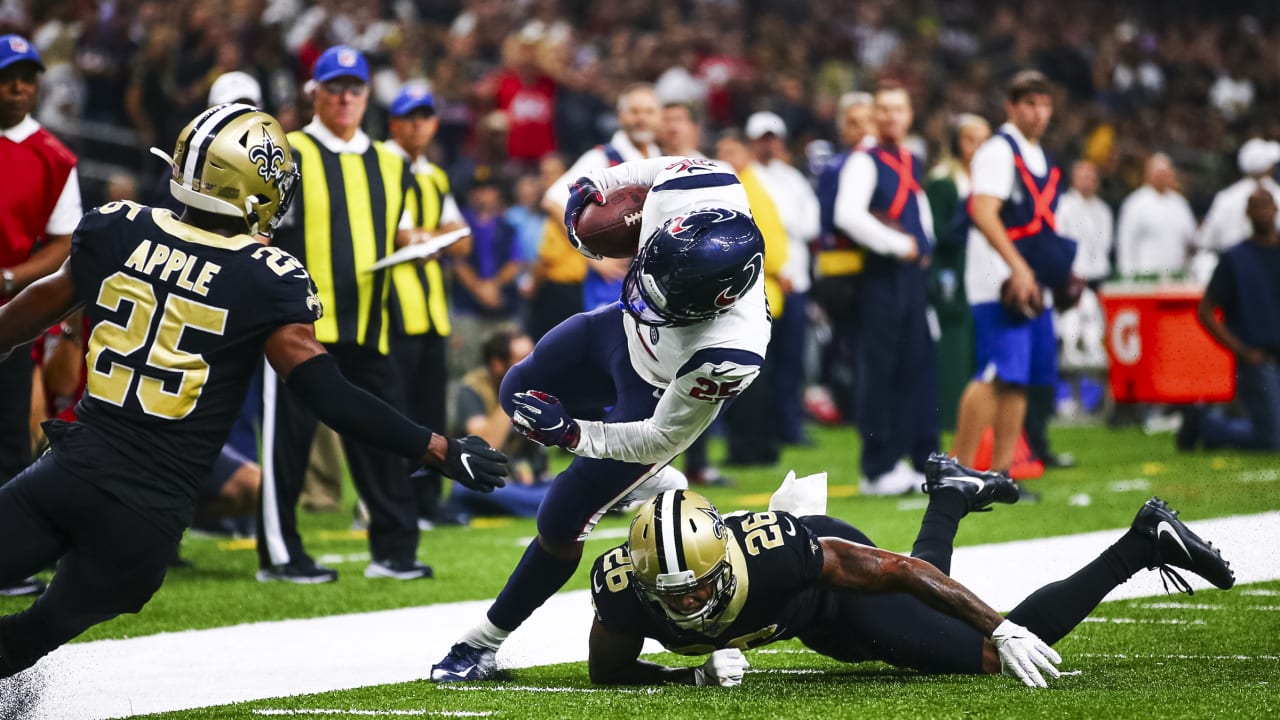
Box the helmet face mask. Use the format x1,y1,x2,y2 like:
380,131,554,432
153,103,299,237
628,490,738,632
621,208,764,328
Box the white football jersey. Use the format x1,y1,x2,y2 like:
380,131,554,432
570,157,772,467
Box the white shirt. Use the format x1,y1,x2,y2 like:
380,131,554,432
544,129,660,211
382,139,464,227
758,158,819,293
964,123,1049,304
1115,185,1197,276
834,147,935,259
2,115,82,236
1197,176,1280,252
1056,189,1114,281
569,156,771,468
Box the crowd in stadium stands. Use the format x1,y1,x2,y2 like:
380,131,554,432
3,0,1276,210
6,0,1280,539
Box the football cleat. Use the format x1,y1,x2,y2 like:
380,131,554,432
1130,497,1235,594
0,577,46,597
922,452,1020,513
365,558,433,580
430,642,497,683
255,562,338,584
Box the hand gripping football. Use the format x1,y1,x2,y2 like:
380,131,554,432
574,183,649,258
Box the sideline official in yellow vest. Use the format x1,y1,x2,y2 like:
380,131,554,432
261,46,430,583
384,83,470,525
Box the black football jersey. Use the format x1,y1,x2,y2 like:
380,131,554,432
590,510,827,655
59,201,320,530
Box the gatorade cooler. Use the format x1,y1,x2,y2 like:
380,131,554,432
1098,282,1235,403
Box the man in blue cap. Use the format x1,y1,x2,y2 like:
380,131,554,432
384,83,470,527
258,46,434,583
0,33,83,598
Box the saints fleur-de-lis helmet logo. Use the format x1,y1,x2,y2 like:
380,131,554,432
249,132,286,186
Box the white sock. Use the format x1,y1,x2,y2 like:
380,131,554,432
462,618,510,651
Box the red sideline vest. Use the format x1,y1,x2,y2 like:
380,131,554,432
0,125,77,270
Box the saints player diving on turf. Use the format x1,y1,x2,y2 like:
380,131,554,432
0,105,507,679
588,456,1235,688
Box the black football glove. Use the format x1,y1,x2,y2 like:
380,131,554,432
564,176,605,260
438,435,508,492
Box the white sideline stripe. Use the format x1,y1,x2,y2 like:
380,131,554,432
1242,589,1280,596
439,686,660,694
253,711,494,717
1076,653,1280,661
1081,617,1206,625
10,511,1279,720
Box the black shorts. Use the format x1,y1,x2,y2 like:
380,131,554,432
795,515,986,675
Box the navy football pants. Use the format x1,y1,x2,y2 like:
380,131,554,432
499,304,662,542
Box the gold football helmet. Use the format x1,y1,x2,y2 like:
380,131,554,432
628,489,736,631
150,103,299,237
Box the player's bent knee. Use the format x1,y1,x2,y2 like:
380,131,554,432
535,534,583,561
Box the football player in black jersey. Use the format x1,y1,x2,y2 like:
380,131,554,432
0,104,507,680
588,456,1235,688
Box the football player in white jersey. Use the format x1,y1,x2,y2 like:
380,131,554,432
431,156,771,682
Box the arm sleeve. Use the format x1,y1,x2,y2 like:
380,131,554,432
833,153,916,257
573,360,761,464
969,139,1015,200
46,167,83,236
286,353,433,460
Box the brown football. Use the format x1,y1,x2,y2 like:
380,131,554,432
575,183,649,258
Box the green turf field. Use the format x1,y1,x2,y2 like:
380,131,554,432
5,424,1278,718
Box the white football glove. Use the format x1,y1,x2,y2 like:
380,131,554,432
693,648,750,687
991,619,1062,688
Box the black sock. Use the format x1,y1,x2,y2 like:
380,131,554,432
1006,530,1152,645
911,490,969,575
487,539,580,632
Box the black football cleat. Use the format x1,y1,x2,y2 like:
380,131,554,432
923,452,1020,513
1130,497,1235,594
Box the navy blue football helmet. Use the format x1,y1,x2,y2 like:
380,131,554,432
621,208,764,327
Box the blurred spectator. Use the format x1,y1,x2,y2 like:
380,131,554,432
506,173,548,267
926,113,990,430
715,130,788,467
1056,159,1112,370
1115,153,1197,277
1197,139,1280,257
384,84,470,529
1180,188,1280,452
834,83,938,495
544,82,660,312
444,325,550,520
746,111,820,446
659,101,705,158
0,33,81,505
451,168,523,376
493,26,557,170
524,153,583,341
811,91,875,424
952,71,1065,476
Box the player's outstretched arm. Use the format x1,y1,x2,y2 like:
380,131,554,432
588,618,696,686
0,259,81,361
264,323,507,492
816,536,1061,688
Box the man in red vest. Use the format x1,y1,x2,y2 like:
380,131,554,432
0,34,81,597
952,71,1073,478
